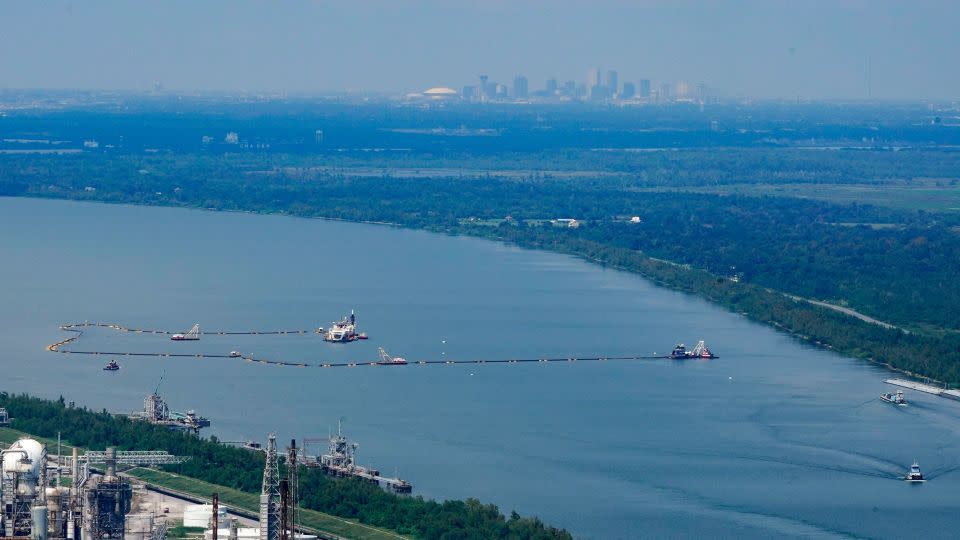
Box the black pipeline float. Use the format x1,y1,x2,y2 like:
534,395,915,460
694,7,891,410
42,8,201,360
48,321,712,369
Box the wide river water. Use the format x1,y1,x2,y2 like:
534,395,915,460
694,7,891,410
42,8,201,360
2,197,959,539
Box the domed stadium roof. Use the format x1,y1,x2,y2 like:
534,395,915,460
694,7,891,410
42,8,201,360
423,86,458,96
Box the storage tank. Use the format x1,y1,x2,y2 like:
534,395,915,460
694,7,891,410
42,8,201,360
30,506,47,540
2,438,44,497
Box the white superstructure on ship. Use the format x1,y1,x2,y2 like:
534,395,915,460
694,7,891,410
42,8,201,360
319,310,367,342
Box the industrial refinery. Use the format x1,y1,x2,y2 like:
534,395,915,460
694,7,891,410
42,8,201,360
0,438,182,540
0,433,323,540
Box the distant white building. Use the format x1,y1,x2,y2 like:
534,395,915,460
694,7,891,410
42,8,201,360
406,87,460,102
423,86,458,98
553,218,580,228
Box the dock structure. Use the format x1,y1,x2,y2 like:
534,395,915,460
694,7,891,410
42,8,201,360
130,391,211,433
300,423,412,494
885,379,960,401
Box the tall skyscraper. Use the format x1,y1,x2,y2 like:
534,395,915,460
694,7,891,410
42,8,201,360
479,75,490,101
639,79,651,98
588,67,601,88
545,78,558,95
606,70,619,95
513,76,528,99
621,82,636,99
659,82,671,101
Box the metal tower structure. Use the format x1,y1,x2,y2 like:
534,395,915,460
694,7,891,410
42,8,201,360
259,434,280,540
285,440,299,537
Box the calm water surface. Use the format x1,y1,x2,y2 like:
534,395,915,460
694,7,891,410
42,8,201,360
2,198,959,539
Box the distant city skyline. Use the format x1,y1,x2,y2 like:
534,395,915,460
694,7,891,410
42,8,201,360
1,0,959,100
443,68,699,104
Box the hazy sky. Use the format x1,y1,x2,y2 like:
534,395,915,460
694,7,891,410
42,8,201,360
1,0,957,100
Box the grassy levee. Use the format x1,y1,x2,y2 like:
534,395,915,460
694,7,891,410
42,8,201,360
126,468,408,540
0,427,407,540
0,426,73,449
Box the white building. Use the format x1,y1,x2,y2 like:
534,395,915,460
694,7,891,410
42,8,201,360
183,504,227,528
203,527,316,540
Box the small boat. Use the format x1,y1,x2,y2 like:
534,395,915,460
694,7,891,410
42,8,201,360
669,343,689,360
229,351,242,358
103,360,120,371
375,347,408,366
880,390,907,405
905,461,925,482
183,410,211,428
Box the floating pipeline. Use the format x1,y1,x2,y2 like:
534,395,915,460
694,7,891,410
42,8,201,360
48,321,694,368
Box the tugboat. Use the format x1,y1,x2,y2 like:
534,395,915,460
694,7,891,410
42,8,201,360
880,389,907,405
229,351,242,358
669,343,690,359
669,340,719,360
375,347,408,366
905,461,925,482
103,359,120,371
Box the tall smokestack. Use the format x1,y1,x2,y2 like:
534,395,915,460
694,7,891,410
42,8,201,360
105,447,117,477
279,480,289,540
212,493,219,540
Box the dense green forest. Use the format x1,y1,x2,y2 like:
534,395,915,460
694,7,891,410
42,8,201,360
3,149,960,382
0,392,572,540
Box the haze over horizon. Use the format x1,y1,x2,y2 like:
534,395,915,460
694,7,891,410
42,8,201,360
1,0,958,101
